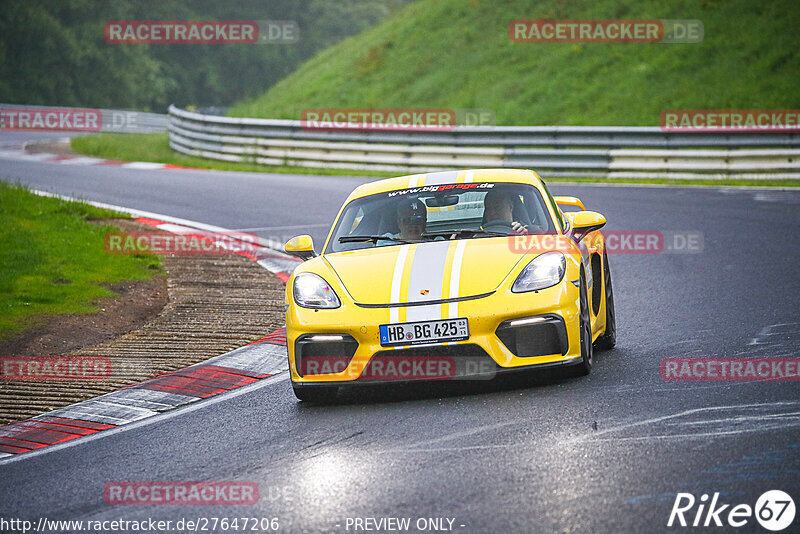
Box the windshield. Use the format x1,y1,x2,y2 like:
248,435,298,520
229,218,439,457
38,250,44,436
325,182,556,253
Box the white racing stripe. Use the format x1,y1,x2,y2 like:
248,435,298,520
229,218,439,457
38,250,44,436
389,245,411,323
448,240,467,318
463,170,474,183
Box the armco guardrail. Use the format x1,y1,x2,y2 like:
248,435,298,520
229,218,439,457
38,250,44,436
168,105,800,179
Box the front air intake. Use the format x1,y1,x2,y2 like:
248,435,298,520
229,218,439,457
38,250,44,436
495,314,568,358
295,334,358,377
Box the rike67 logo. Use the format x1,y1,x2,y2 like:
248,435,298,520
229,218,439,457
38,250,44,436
668,490,795,531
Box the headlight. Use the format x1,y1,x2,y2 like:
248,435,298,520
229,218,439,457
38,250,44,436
512,252,566,293
293,273,341,309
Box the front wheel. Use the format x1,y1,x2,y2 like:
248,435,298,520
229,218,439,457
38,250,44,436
595,251,616,351
569,273,593,377
292,384,338,403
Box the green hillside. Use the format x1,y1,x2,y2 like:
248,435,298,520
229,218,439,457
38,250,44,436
229,0,800,126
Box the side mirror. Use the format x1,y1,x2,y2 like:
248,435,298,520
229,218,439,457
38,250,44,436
570,211,606,241
553,196,586,211
284,235,317,261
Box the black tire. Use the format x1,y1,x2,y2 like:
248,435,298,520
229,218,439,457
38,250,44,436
570,273,593,377
594,251,616,351
292,384,338,403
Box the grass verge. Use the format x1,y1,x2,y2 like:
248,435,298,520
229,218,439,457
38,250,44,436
0,182,163,342
229,0,800,127
71,133,800,188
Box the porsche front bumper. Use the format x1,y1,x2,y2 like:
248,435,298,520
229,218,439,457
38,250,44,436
287,279,584,386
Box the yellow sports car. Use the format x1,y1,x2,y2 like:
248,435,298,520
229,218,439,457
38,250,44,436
283,169,616,402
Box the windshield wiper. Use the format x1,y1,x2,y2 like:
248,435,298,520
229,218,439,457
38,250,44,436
339,235,417,244
422,229,510,239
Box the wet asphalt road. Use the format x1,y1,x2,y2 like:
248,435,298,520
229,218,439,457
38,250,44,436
1,137,799,533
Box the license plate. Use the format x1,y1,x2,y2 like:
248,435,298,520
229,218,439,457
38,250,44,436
379,318,469,346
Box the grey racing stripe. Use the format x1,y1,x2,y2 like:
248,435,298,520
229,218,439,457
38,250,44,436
422,170,460,186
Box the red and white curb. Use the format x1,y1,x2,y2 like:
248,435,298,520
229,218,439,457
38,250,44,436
0,139,206,171
0,194,301,460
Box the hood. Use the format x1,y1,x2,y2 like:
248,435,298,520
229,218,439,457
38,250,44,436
323,238,530,305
